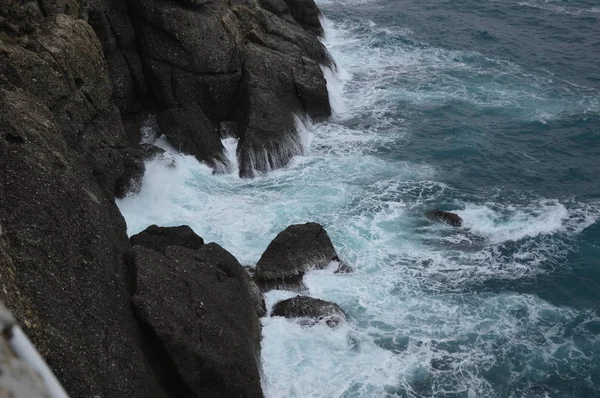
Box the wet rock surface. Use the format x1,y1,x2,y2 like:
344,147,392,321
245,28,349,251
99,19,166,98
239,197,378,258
426,210,464,227
1,0,332,394
254,223,342,291
131,240,264,397
271,296,346,328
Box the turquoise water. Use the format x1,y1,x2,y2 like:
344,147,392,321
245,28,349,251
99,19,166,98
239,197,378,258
118,0,600,396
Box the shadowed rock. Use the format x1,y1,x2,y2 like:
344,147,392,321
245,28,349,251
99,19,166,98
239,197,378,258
253,223,343,291
158,104,230,173
271,296,346,327
0,12,166,397
131,242,264,397
426,210,463,227
130,225,204,255
92,0,332,177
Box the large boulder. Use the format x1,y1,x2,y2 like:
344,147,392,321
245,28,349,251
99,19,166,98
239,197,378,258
254,223,341,291
271,296,346,328
425,210,463,227
130,224,205,254
157,104,230,172
130,238,264,397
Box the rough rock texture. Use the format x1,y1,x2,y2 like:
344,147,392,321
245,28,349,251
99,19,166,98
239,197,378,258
283,0,324,36
130,225,205,255
158,104,230,172
89,0,332,177
1,0,332,394
254,223,341,291
131,240,264,397
426,210,463,227
0,303,51,398
0,9,144,198
271,295,346,327
0,6,165,397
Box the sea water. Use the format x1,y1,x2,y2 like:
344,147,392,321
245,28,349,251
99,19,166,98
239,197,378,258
118,0,600,396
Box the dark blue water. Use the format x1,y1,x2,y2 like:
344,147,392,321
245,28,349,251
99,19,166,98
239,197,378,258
120,0,600,396
317,0,600,396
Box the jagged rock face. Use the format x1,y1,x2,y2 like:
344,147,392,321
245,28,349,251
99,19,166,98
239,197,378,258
89,0,331,177
271,296,346,327
0,7,165,397
254,223,340,291
283,0,324,36
0,10,144,198
0,89,166,397
131,241,264,397
157,104,230,172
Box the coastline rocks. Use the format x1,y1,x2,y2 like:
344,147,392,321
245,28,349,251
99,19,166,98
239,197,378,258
130,237,264,397
0,12,174,393
158,104,230,172
99,0,332,177
271,296,346,327
426,210,463,227
284,0,324,37
254,223,341,291
130,225,204,255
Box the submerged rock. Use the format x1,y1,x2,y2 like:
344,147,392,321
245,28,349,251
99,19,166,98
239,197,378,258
425,210,463,227
271,296,346,327
131,239,264,397
253,223,343,291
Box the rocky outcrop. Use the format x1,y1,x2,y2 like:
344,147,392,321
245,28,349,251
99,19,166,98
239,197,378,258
0,86,165,396
426,210,463,227
271,296,346,327
157,104,230,172
130,228,264,397
88,0,332,177
1,0,333,394
130,224,205,255
0,5,164,397
254,223,342,291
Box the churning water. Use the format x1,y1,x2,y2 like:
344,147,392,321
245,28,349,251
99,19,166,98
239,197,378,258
118,0,600,396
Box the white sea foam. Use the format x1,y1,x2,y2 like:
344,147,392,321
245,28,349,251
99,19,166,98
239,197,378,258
117,6,600,398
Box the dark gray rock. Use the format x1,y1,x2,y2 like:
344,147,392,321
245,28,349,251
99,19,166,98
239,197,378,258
131,243,264,397
124,0,331,177
0,88,166,398
88,0,148,114
114,148,145,198
0,12,166,397
426,210,463,227
271,295,346,327
254,223,341,291
130,225,204,255
284,0,324,37
158,104,230,172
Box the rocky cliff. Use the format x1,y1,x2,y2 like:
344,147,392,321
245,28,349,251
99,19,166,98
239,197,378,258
0,0,331,395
